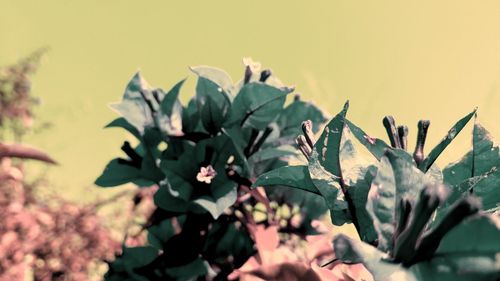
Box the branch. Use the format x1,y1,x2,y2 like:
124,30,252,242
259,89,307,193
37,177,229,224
0,143,57,164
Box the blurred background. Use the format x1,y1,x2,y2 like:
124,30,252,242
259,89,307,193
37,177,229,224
2,0,500,202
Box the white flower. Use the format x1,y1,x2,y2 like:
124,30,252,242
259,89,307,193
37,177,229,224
196,165,217,184
243,57,261,73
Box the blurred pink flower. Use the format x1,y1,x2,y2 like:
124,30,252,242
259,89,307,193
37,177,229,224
196,165,217,184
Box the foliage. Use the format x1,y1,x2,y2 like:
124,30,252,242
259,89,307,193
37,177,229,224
96,58,329,280
0,52,122,281
257,101,500,280
0,48,49,141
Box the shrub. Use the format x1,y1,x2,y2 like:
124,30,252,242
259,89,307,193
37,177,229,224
0,51,121,281
257,101,500,280
96,59,329,280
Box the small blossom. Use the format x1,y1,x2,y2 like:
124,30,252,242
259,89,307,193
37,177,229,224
196,165,217,184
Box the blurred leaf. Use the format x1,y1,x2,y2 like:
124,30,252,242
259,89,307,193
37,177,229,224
248,145,297,164
254,165,321,195
95,159,142,187
164,258,208,281
148,219,176,249
192,184,237,219
411,215,500,281
182,98,203,133
157,79,185,136
277,99,326,137
225,82,293,130
367,149,439,252
192,66,233,133
333,234,416,281
110,73,156,134
436,215,500,254
105,117,141,139
366,155,397,252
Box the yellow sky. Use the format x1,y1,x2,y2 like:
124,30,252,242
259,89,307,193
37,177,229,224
2,0,500,201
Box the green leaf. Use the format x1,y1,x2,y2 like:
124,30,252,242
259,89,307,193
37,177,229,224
436,215,500,254
157,79,184,136
248,145,297,164
182,98,202,133
225,82,293,130
411,255,500,281
161,79,185,116
333,234,416,281
412,215,500,281
110,72,157,134
277,99,326,137
147,219,176,249
253,165,321,195
164,258,208,281
308,102,350,225
192,184,237,219
340,127,378,243
420,109,476,172
105,117,141,139
190,66,234,96
192,66,233,133
345,118,390,160
313,101,349,176
366,155,397,252
122,246,158,269
95,159,142,187
442,121,500,212
367,149,440,252
154,180,190,213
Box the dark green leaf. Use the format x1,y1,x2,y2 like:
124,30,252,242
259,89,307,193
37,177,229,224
248,145,297,164
164,258,208,281
253,165,321,195
95,159,142,187
308,102,350,225
442,121,500,212
333,234,416,281
340,128,378,243
420,109,476,172
157,79,185,136
105,117,141,139
192,66,233,133
191,184,237,219
345,119,390,160
225,82,293,130
110,72,157,134
277,99,326,137
412,216,500,281
366,155,397,252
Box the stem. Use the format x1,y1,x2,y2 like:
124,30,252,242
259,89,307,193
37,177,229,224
244,129,259,157
249,127,273,156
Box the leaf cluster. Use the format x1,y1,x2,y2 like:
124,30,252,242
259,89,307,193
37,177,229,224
96,59,327,280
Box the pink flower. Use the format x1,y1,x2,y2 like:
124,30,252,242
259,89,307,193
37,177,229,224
196,165,217,184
